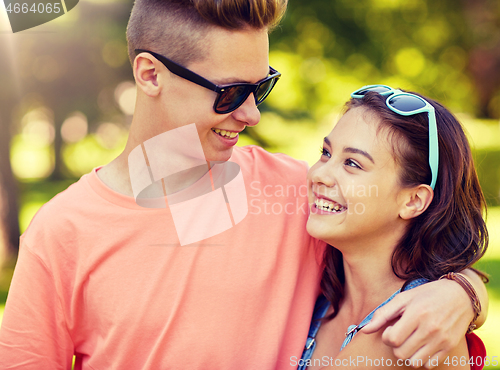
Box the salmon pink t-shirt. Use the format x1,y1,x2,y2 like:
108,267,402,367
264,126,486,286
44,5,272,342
0,146,325,370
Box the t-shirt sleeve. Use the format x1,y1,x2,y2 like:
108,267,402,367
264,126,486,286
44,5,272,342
0,243,74,369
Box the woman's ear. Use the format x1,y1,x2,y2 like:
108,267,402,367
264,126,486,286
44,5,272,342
133,54,160,97
399,185,434,220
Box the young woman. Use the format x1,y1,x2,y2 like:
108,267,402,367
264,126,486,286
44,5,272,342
300,86,488,369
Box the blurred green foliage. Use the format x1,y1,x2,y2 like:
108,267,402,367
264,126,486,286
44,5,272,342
267,0,500,118
476,150,500,206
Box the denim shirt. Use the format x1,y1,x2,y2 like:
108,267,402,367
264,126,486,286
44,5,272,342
298,278,429,370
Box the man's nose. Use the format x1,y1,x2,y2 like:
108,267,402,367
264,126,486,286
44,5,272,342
230,93,261,126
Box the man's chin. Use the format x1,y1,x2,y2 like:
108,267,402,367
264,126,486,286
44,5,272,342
206,148,234,164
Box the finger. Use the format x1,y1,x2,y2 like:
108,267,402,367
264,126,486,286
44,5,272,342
422,349,447,369
388,327,425,361
362,295,408,333
405,343,439,368
380,311,419,349
401,332,448,369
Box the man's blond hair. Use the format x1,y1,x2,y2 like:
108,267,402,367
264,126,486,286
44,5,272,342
126,0,288,67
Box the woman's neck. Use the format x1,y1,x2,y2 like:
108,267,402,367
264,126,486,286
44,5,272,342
341,258,404,324
332,229,407,324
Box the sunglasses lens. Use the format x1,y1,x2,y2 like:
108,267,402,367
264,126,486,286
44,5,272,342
388,95,426,112
357,86,392,96
255,78,277,104
216,85,249,113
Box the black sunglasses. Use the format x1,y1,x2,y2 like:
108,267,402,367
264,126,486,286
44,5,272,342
135,49,281,114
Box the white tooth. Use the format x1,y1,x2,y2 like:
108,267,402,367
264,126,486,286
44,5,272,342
319,199,324,208
230,132,237,138
220,130,227,136
214,129,221,133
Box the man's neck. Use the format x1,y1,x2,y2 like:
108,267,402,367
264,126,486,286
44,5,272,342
97,151,213,199
96,154,135,197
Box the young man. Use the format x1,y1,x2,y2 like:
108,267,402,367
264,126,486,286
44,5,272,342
0,1,487,369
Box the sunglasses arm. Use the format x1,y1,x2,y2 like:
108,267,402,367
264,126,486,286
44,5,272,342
427,107,439,190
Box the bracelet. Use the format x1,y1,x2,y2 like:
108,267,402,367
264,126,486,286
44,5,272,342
439,272,481,334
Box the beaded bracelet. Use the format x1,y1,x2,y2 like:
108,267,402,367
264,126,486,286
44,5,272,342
439,272,481,334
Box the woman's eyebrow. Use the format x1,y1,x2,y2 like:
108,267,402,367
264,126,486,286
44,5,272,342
343,147,375,164
324,137,375,164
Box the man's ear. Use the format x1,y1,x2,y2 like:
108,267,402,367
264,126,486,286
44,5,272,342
399,185,434,220
133,54,160,97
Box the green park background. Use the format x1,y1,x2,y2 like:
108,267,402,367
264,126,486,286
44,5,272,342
0,0,500,366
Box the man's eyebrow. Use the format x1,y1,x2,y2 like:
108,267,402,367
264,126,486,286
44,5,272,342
324,137,331,146
216,69,271,85
216,77,251,85
343,147,375,164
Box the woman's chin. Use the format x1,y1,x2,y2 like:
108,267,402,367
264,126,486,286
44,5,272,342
307,219,333,243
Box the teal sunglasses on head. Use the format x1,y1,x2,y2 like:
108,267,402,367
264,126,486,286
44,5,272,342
351,84,439,190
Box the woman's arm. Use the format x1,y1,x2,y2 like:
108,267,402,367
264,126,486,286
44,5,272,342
461,269,488,327
360,268,488,368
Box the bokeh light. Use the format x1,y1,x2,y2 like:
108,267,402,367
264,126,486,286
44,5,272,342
10,108,55,180
114,81,136,116
102,40,128,69
10,136,54,180
61,112,88,144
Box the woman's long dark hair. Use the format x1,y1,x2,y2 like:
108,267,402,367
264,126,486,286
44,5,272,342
321,90,489,319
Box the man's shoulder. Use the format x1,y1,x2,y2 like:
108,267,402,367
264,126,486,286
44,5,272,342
36,174,92,214
22,173,96,243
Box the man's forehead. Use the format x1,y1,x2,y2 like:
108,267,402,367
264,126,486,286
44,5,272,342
189,28,270,85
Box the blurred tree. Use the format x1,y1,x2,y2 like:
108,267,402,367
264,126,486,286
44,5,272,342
462,0,500,118
0,0,134,256
22,1,134,179
0,118,20,261
0,53,20,261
